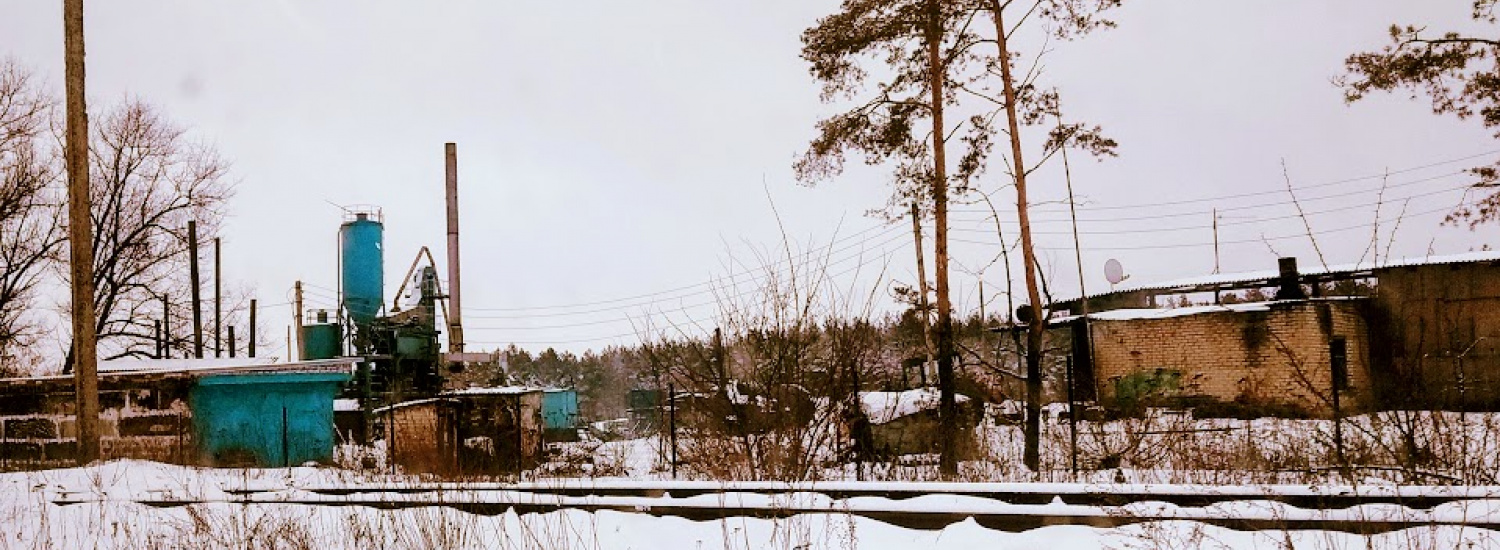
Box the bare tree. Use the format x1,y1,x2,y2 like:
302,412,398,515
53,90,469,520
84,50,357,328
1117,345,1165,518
62,99,233,369
0,60,63,369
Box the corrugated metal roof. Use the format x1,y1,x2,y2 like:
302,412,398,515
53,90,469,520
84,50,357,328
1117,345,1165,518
1075,250,1500,302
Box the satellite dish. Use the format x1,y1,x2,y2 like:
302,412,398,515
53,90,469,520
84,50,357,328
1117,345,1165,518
1104,258,1129,285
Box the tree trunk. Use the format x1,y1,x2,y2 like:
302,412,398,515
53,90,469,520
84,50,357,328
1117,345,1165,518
991,2,1047,473
925,0,959,478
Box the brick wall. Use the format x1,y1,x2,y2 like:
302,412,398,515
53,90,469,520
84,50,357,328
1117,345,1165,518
1088,299,1370,416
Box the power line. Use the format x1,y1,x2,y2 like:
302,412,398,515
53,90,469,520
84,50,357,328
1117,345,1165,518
465,230,911,328
952,149,1495,215
949,182,1469,236
464,223,905,314
950,169,1471,221
951,203,1459,251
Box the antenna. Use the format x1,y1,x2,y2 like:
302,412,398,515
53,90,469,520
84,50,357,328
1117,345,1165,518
1104,258,1129,291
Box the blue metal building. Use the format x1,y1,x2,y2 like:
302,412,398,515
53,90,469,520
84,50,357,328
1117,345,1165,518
182,361,353,466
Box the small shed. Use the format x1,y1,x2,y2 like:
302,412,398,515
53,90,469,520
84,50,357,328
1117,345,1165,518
380,387,544,476
190,369,350,467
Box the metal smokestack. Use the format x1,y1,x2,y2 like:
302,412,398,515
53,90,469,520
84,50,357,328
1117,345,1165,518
1275,257,1306,300
445,143,464,354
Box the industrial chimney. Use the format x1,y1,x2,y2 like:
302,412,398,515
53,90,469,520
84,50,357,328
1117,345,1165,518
444,143,464,355
1274,257,1306,300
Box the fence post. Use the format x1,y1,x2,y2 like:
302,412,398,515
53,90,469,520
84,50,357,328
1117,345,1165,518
1065,355,1079,479
1329,337,1348,475
668,384,677,479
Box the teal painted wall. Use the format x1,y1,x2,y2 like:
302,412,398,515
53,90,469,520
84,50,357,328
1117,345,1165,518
301,323,342,360
190,372,350,466
541,390,578,430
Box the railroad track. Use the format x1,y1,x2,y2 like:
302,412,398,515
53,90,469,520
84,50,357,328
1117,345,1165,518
49,479,1500,534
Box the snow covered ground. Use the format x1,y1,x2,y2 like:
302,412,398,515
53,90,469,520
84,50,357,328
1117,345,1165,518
5,460,1500,549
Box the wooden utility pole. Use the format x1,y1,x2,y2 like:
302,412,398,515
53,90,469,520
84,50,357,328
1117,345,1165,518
1212,208,1221,274
248,299,257,358
991,2,1047,472
924,0,959,478
293,281,304,361
153,320,162,359
909,202,935,385
227,326,236,358
63,0,101,465
213,237,222,358
188,221,204,358
1060,110,1094,475
1213,208,1222,304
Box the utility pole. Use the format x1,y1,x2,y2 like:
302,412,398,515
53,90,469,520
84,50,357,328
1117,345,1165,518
153,321,162,359
248,299,257,358
1060,110,1097,453
63,0,101,465
188,220,204,359
214,237,222,358
1212,208,1221,274
293,281,304,361
1213,208,1222,304
910,202,934,386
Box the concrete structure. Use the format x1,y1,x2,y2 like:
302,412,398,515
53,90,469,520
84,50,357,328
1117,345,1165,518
380,387,544,476
0,358,353,467
1372,256,1500,408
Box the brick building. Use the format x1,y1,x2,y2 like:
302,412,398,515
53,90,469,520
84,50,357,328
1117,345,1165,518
1077,299,1370,415
1047,251,1500,415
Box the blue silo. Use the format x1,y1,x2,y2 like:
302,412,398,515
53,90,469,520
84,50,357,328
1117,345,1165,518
340,209,384,329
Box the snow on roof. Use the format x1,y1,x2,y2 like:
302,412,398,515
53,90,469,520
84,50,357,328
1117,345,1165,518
0,357,356,385
372,398,456,414
333,398,361,412
1044,297,1365,325
860,388,971,425
98,356,277,373
1075,249,1500,301
442,386,543,396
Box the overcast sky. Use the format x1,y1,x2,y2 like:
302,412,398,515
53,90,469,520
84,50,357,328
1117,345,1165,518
2,2,1495,357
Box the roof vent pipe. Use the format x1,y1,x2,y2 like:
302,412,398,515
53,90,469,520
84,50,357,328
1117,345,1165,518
1275,257,1307,300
